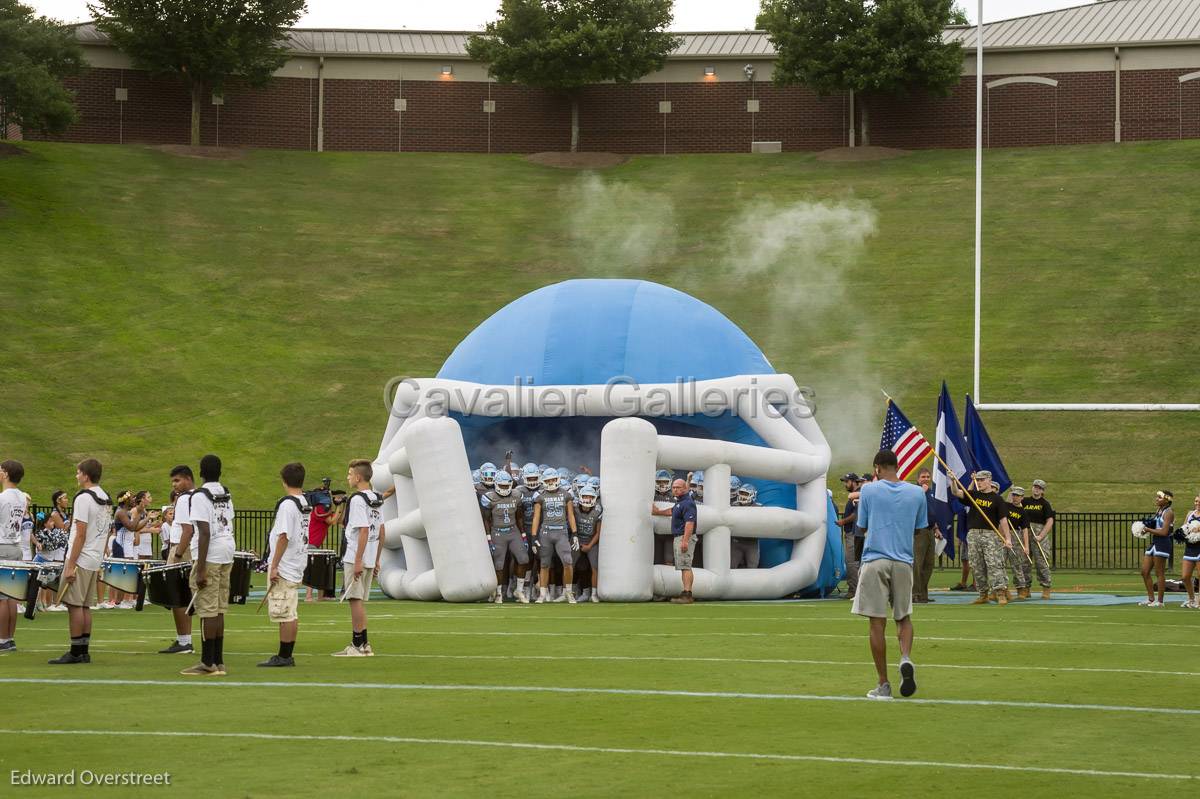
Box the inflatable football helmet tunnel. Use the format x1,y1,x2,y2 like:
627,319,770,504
370,279,833,601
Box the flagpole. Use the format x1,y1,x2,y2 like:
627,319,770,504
974,0,983,403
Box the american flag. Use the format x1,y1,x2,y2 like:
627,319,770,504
880,399,933,479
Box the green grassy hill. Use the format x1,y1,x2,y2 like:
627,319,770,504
1,140,1196,510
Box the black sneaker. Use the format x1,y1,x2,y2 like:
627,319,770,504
48,652,90,664
0,640,16,653
899,660,917,697
159,641,194,654
257,655,295,668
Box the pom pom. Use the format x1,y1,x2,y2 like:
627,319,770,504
1131,520,1148,539
1186,521,1200,544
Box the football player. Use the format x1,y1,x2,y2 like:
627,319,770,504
575,485,602,602
481,471,529,604
532,468,578,603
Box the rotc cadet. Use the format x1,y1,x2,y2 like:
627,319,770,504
730,482,760,569
1139,490,1175,607
575,485,602,602
159,466,195,654
532,467,578,604
334,459,386,655
49,459,112,664
1022,479,1055,599
260,462,310,667
1005,487,1033,600
948,470,1013,606
481,471,530,604
180,454,236,676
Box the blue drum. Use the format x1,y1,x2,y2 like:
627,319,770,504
0,560,38,601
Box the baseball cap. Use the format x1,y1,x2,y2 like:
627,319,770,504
1010,486,1025,496
1032,479,1047,489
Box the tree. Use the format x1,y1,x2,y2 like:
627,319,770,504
466,0,679,153
89,0,306,147
758,0,963,145
0,0,85,136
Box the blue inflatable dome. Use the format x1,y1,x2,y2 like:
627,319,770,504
438,279,774,385
438,279,804,571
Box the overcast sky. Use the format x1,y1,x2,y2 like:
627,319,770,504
28,0,1095,30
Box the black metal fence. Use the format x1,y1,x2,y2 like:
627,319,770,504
936,512,1158,571
29,505,345,560
24,505,1162,571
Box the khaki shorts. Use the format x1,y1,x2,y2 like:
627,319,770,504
267,579,300,623
852,558,914,621
672,536,694,571
61,566,99,608
167,547,192,565
343,568,373,601
190,561,232,619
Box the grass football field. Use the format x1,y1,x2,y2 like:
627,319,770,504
0,570,1191,797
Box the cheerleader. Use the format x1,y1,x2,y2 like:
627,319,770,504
1179,495,1200,608
1138,490,1175,607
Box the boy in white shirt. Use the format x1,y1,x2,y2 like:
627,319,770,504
0,459,29,652
333,459,385,657
180,454,235,676
260,462,310,668
49,459,112,664
159,466,196,655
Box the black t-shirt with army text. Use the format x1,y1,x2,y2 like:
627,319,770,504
964,489,1008,530
1021,498,1055,526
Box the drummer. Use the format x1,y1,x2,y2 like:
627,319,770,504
260,462,310,668
159,467,196,656
0,459,28,653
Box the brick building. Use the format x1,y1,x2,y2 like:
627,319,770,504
19,0,1200,152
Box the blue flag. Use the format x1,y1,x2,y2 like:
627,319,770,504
964,395,1011,493
932,382,973,556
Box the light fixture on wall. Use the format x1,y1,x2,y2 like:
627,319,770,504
703,65,716,80
441,65,454,79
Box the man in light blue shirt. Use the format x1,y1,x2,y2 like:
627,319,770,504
852,449,927,700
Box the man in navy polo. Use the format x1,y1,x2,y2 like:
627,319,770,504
651,479,697,604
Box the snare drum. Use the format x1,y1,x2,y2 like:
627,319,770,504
100,558,144,595
145,562,192,609
0,560,39,601
228,551,257,605
303,549,338,593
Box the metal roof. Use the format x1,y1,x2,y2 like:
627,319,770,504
74,1,1200,60
944,0,1200,50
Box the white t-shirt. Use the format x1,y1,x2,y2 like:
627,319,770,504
171,493,192,546
343,490,383,568
269,495,310,584
0,487,26,546
188,482,236,565
71,486,113,572
20,517,33,560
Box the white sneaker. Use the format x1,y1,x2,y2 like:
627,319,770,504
118,600,136,609
515,588,529,604
362,644,375,657
494,590,504,605
566,591,577,604
1181,600,1194,608
579,589,591,602
1149,600,1163,607
590,592,600,603
867,683,894,700
15,605,24,614
486,594,494,603
331,645,368,657
551,592,568,603
1138,599,1155,606
535,590,547,604
48,604,67,612
99,601,116,609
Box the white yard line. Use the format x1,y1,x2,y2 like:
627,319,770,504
0,727,1188,781
0,677,1194,716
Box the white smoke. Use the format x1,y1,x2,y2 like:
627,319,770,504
719,199,882,466
563,174,677,275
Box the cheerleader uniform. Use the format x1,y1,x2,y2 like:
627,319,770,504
1145,505,1174,559
1183,510,1200,562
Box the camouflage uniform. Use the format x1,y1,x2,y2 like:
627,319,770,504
1027,523,1052,587
969,529,1009,596
1006,505,1031,589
